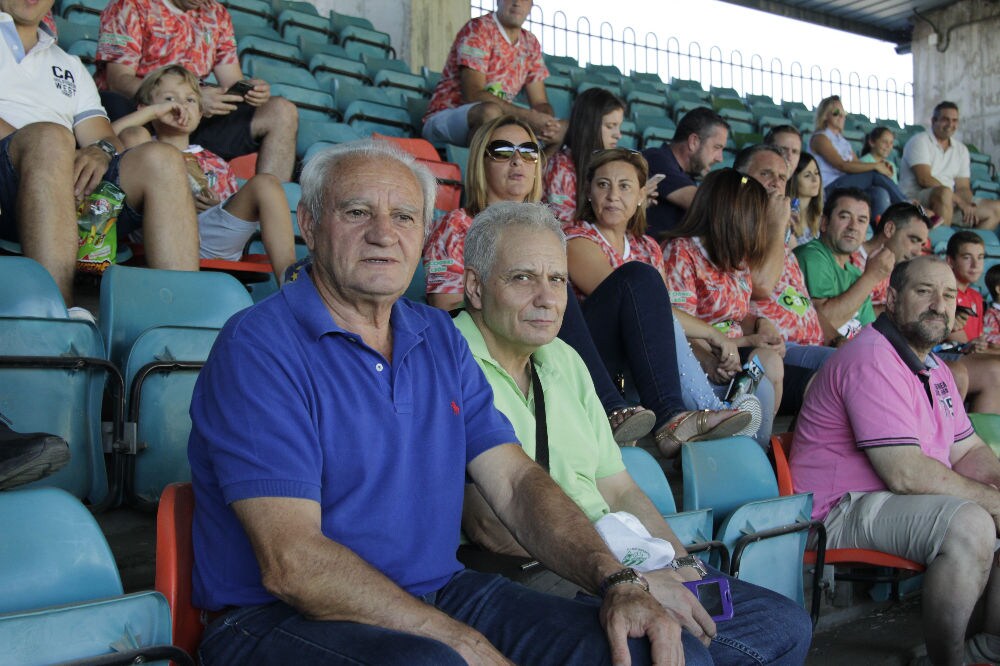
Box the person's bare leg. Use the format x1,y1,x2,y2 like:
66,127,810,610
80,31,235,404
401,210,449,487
117,142,199,271
972,200,1000,231
955,356,1000,413
922,503,995,665
930,186,955,227
752,346,784,414
221,173,295,282
9,123,78,305
250,97,297,182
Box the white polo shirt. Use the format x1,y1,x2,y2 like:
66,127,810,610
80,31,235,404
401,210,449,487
0,13,106,131
900,130,971,197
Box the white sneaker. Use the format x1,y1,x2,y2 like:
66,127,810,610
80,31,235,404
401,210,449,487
67,306,97,325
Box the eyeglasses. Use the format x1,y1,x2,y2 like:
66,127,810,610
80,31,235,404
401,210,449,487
830,109,844,117
486,140,541,163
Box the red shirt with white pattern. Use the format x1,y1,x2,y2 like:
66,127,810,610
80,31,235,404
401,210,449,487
983,303,1000,346
563,222,666,300
425,13,547,119
957,286,984,340
185,145,238,201
543,147,577,223
423,208,473,295
750,246,824,345
663,236,752,338
848,248,889,306
94,0,238,88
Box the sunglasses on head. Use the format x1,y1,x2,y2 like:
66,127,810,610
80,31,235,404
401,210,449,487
486,140,541,163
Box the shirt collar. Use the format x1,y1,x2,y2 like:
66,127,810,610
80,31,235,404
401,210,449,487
454,309,553,376
0,13,53,63
283,268,429,343
872,312,940,373
491,11,516,46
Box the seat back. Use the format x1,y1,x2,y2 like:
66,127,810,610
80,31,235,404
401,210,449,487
681,436,778,526
770,432,796,496
0,487,122,613
619,446,676,514
0,316,110,503
157,482,203,658
124,327,222,504
99,265,253,371
716,494,814,604
0,256,68,318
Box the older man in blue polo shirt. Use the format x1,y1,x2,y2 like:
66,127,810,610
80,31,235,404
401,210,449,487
188,140,683,666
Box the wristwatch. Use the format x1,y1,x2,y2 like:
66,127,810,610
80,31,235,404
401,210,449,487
599,567,650,596
670,555,708,578
91,139,117,160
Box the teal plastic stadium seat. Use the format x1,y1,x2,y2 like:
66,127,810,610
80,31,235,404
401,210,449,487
123,326,221,504
99,265,253,372
224,0,273,23
681,436,779,525
296,120,360,157
716,494,814,604
445,144,470,183
344,99,413,137
237,35,304,69
618,120,639,150
0,487,122,613
230,20,282,42
0,256,67,317
277,8,328,42
331,10,393,59
270,82,337,121
373,69,429,99
251,60,321,90
310,52,370,87
53,15,98,49
0,487,178,665
546,87,573,120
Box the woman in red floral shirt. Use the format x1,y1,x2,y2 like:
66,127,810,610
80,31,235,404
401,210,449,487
662,169,788,414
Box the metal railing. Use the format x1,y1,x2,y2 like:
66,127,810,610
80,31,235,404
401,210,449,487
472,1,914,126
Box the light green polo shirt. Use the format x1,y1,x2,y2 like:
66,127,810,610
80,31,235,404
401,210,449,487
453,311,624,522
794,238,875,327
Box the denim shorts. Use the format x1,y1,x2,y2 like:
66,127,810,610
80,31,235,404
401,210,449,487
0,131,143,242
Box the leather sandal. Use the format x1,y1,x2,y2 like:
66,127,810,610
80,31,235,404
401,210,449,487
607,406,656,445
654,409,752,458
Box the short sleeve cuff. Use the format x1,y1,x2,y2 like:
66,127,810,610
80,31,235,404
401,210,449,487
221,478,322,505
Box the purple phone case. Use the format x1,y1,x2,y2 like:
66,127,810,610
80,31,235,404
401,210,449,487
683,576,735,621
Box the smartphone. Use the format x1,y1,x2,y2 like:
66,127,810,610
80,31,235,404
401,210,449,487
648,173,666,188
225,80,254,98
956,305,977,318
683,576,734,621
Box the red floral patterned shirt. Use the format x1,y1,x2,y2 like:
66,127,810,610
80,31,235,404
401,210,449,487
184,145,238,201
563,222,666,300
663,236,752,338
425,13,547,119
848,248,889,306
95,0,238,88
423,208,473,295
750,247,824,345
543,147,577,223
983,303,1000,346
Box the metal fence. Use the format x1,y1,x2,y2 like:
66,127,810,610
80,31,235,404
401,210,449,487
472,1,914,126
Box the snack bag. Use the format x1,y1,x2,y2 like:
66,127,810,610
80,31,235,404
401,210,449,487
76,181,125,274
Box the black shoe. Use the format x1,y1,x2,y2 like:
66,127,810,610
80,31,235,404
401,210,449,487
0,419,71,491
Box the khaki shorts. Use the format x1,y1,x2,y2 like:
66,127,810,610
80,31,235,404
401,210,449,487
820,491,972,563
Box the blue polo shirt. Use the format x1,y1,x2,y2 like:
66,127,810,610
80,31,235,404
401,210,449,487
188,271,518,609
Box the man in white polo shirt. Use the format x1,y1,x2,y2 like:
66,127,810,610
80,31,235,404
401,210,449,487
900,101,1000,230
0,0,198,308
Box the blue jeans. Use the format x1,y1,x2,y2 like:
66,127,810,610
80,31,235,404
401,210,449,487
199,568,812,665
199,569,656,665
578,261,687,430
825,171,908,218
780,342,836,414
559,283,630,413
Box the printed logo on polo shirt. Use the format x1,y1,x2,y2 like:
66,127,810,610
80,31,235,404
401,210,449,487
50,66,76,97
934,381,955,417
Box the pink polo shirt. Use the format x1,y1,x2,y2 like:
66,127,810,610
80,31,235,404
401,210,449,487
790,316,974,521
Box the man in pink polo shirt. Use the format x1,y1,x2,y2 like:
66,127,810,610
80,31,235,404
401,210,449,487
791,255,1000,666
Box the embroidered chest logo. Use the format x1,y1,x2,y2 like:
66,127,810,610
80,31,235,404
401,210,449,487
934,381,955,417
51,66,76,97
451,401,460,415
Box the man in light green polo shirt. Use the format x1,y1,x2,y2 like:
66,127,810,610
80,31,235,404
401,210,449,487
794,187,893,342
452,201,813,664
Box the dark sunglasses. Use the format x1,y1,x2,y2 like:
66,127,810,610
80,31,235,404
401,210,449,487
830,109,844,117
486,140,540,163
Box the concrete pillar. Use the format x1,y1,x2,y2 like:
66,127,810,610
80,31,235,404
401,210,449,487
911,0,1000,162
311,0,469,74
